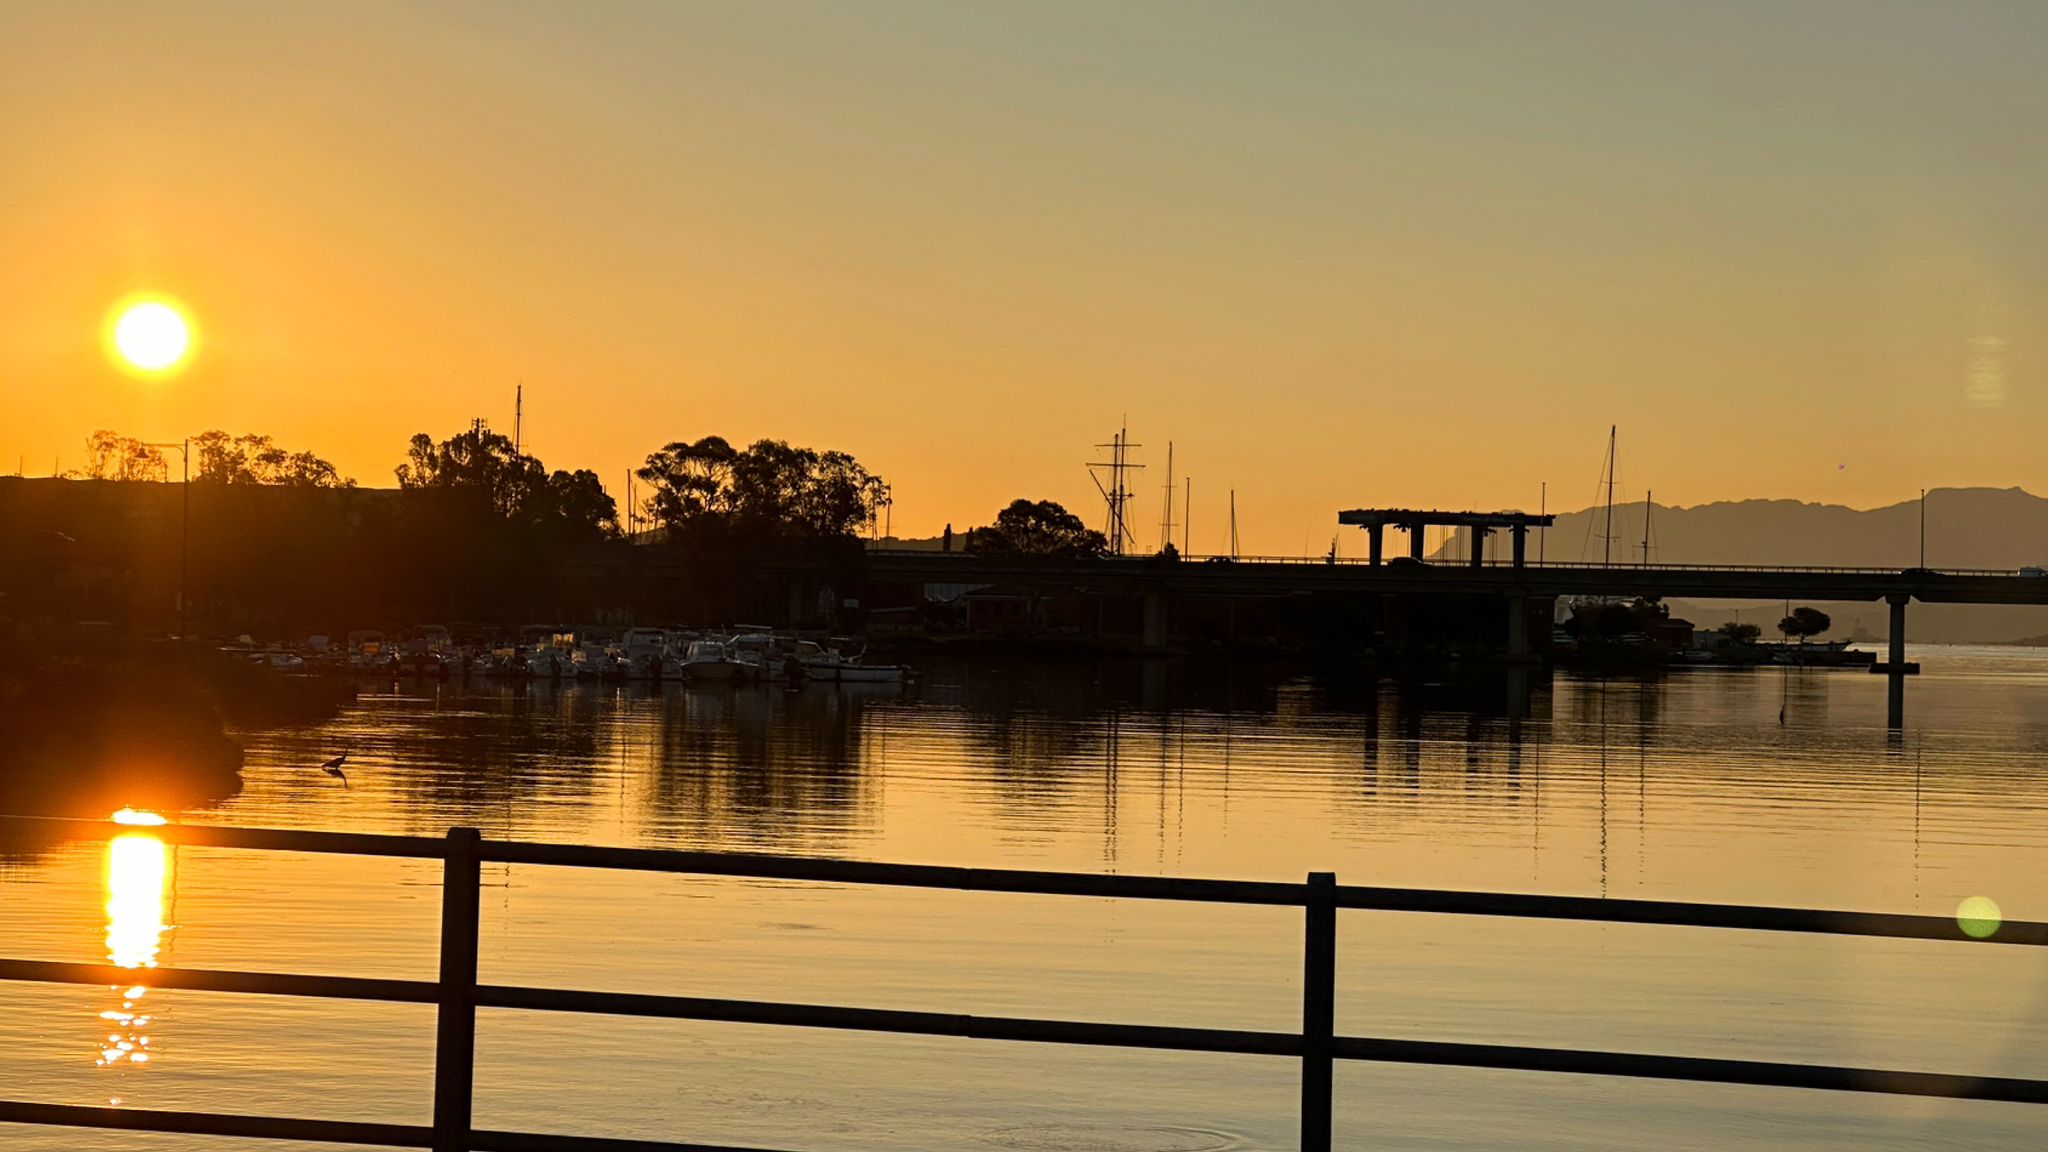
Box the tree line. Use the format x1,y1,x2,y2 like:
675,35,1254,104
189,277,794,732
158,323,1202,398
66,424,1127,557
72,430,358,488
66,424,898,544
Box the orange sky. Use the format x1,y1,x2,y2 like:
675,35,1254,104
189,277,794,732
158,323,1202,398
2,2,2043,553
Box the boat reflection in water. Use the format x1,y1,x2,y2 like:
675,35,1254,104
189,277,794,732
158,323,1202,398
98,808,170,1071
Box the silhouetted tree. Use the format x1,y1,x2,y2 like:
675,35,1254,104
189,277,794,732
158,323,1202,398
193,431,353,487
395,425,544,516
1717,621,1763,644
396,423,615,537
636,436,737,529
78,432,165,481
1565,596,1668,641
1778,606,1832,641
535,469,620,541
636,437,886,538
965,500,1109,558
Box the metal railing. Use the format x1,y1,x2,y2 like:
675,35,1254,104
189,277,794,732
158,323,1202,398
861,548,2030,577
3,814,2045,1152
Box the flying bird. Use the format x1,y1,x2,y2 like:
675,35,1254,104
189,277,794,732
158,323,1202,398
320,749,351,789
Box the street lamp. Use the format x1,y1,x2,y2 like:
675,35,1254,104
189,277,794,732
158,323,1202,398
144,440,189,640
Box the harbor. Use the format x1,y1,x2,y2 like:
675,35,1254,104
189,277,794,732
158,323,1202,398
3,648,2046,1150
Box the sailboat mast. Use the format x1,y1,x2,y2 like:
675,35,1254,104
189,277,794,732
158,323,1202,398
1602,425,1616,567
1159,441,1175,553
1641,489,1653,564
1183,477,1192,554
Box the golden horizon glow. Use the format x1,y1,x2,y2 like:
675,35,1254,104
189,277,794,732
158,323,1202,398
106,297,194,378
7,7,2048,549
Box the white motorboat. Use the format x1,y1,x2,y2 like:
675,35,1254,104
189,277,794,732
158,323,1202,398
791,641,909,684
682,640,738,682
620,627,672,680
725,631,788,680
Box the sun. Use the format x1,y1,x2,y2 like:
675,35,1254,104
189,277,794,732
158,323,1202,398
106,297,195,376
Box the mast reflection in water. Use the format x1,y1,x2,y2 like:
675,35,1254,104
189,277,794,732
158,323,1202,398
98,809,169,1071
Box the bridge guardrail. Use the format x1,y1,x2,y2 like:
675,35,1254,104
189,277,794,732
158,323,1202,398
863,549,2027,577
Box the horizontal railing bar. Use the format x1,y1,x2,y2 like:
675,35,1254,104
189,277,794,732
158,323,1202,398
483,840,1306,905
1331,1035,2048,1104
0,1099,430,1146
1334,886,2048,946
8,814,2037,945
473,1131,803,1152
479,984,1302,1056
0,814,447,859
0,958,439,1003
0,1102,797,1152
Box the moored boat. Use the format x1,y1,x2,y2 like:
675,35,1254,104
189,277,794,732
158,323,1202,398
682,640,737,682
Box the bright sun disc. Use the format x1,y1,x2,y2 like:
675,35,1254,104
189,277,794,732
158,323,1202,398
110,300,193,373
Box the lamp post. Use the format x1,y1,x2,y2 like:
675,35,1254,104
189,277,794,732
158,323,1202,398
146,440,190,640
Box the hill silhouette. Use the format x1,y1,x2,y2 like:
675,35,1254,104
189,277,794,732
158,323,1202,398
1439,487,2048,643
1498,487,2048,570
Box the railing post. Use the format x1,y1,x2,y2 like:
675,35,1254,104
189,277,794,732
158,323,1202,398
1301,871,1336,1152
433,827,483,1152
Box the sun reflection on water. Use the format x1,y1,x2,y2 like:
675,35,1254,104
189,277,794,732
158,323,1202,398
98,818,170,1070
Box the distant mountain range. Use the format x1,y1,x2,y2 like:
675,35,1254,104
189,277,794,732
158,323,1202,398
1441,487,2048,643
1484,486,2048,570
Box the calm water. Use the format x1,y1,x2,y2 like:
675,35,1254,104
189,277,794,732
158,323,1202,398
3,647,2047,1151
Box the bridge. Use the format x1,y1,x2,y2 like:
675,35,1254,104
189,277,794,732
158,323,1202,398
863,550,2048,608
852,551,2048,722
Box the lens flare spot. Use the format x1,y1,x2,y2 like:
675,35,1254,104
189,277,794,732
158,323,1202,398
1957,895,2003,939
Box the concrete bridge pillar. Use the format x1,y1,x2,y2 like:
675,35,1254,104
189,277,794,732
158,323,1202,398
1142,587,1168,652
1888,594,1907,669
1470,528,1490,569
1511,526,1528,568
1407,524,1426,561
1878,592,1919,728
1506,593,1529,659
1367,524,1384,566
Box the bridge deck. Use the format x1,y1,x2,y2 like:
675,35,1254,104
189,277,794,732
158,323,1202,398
858,551,2048,605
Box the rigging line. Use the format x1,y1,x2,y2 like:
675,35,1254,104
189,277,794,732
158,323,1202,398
1579,429,1611,562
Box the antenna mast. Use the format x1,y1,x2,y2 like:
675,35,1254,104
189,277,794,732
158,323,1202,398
1228,489,1239,559
1088,419,1144,556
1183,477,1192,554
